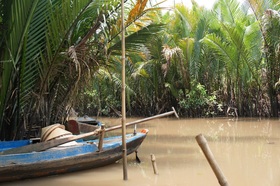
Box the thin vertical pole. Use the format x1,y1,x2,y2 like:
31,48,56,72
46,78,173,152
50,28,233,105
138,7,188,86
121,0,128,180
98,125,105,151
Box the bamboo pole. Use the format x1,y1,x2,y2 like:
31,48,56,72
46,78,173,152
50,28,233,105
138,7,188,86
105,107,178,132
121,0,127,180
195,134,229,186
151,154,159,175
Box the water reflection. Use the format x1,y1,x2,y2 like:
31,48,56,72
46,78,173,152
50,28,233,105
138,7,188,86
4,117,280,186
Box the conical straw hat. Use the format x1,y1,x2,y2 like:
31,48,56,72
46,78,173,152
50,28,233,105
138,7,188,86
41,124,65,142
44,127,72,141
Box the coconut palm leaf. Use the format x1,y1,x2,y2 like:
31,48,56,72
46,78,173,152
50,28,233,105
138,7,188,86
126,0,149,24
0,0,121,139
20,0,49,110
109,23,165,54
0,0,40,139
217,0,244,24
202,33,236,74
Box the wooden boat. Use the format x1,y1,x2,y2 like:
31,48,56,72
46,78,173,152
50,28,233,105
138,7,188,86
67,119,100,136
0,108,178,183
66,118,101,140
77,115,101,126
0,128,148,183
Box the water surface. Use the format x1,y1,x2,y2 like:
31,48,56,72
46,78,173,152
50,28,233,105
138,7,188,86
4,117,280,186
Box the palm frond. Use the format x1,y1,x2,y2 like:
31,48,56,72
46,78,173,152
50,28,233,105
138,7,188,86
20,0,48,110
126,0,149,24
216,0,245,24
109,23,165,54
0,0,39,139
201,33,236,74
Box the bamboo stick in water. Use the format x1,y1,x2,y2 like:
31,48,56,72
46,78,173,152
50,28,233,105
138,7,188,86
196,134,229,186
151,154,159,175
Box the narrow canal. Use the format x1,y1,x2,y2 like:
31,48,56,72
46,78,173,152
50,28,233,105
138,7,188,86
5,117,280,186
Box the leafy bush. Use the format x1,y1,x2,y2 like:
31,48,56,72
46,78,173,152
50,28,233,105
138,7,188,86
178,81,222,117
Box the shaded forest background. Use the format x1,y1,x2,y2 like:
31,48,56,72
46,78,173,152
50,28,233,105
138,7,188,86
0,0,280,140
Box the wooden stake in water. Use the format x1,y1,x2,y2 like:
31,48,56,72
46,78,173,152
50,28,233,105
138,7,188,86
196,134,229,186
151,154,159,175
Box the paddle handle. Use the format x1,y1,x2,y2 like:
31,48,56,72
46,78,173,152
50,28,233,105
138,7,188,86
105,107,179,132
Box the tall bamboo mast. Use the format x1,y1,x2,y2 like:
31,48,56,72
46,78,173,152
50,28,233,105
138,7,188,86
121,0,128,180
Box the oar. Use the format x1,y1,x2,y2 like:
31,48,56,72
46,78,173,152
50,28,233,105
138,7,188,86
105,107,179,132
0,107,179,155
0,129,101,155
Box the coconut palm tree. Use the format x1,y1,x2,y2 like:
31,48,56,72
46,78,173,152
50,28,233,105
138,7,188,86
77,1,169,116
0,0,166,140
247,0,280,116
200,0,263,116
0,0,124,140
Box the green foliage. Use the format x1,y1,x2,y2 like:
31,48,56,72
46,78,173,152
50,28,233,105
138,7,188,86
261,9,280,116
178,81,222,117
80,0,278,118
1,0,280,140
0,0,125,139
83,89,121,116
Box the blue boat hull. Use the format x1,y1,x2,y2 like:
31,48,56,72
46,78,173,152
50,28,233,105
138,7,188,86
0,131,148,182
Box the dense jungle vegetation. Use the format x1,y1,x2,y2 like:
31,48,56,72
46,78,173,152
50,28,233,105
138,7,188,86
0,0,280,140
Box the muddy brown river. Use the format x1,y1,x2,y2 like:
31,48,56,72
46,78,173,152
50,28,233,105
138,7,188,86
4,117,280,186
